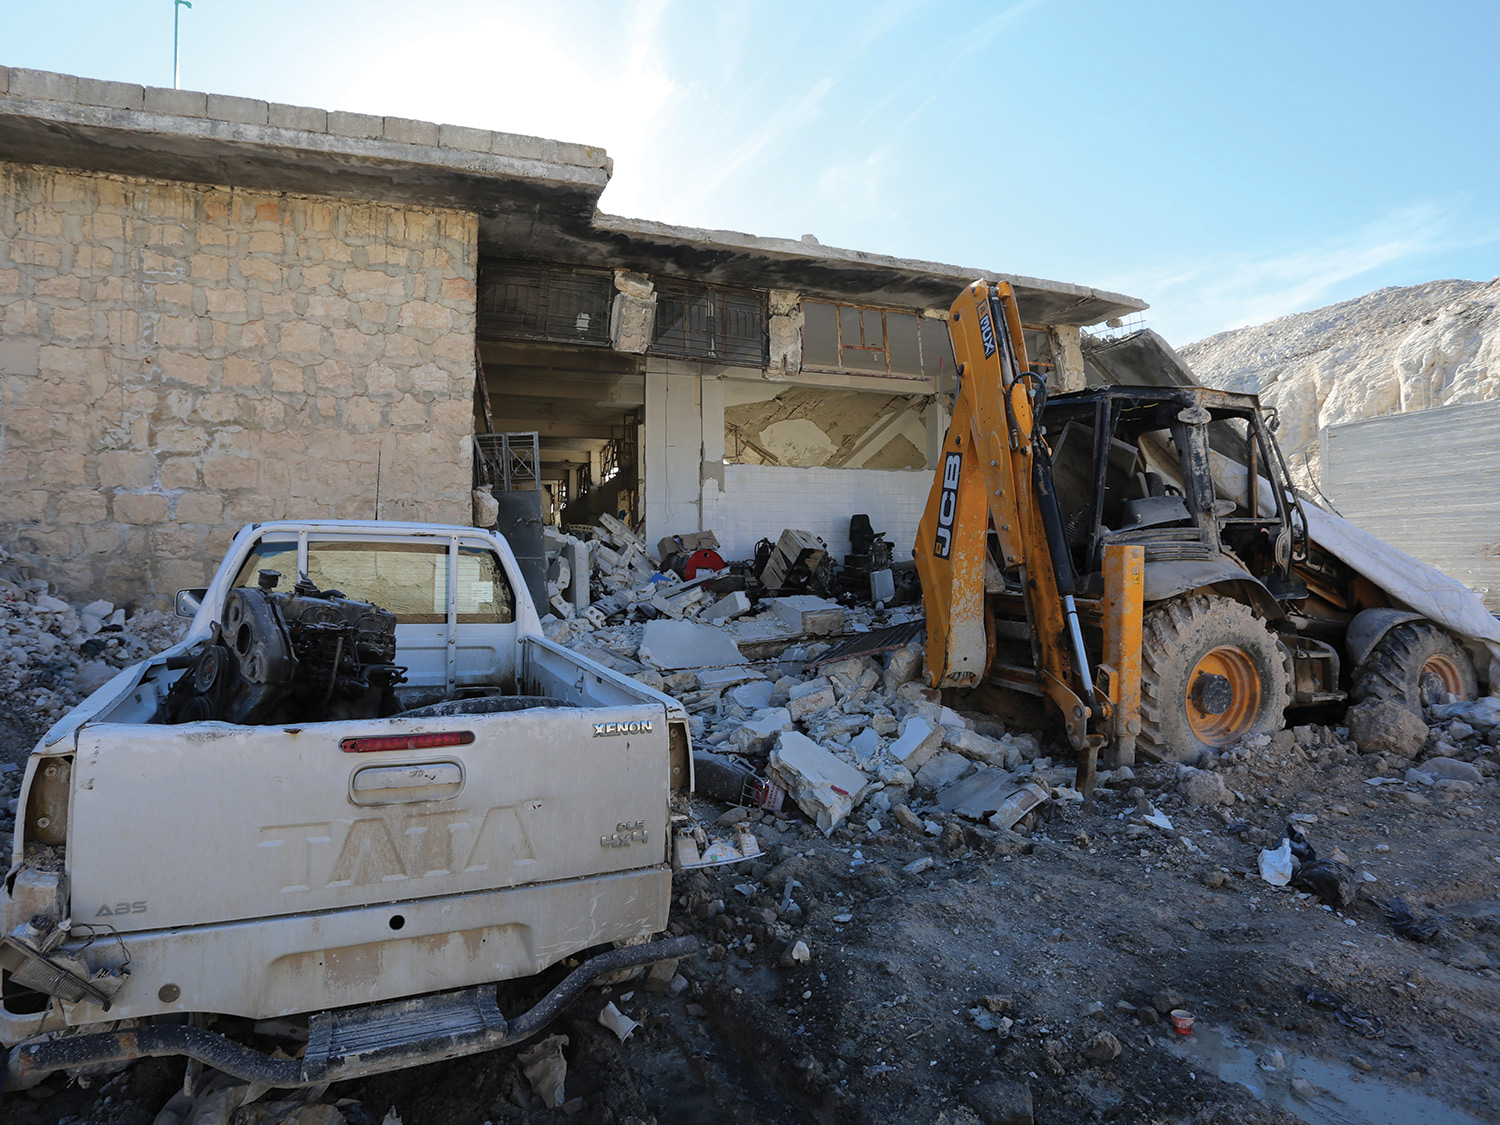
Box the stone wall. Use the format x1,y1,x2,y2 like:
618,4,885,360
0,164,478,607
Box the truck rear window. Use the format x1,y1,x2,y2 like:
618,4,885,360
232,540,515,625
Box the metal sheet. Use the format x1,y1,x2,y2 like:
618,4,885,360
1323,402,1500,612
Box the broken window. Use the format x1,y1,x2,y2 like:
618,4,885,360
801,300,953,380
234,540,516,625
649,281,767,366
476,259,613,347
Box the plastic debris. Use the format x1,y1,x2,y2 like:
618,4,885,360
597,1001,641,1042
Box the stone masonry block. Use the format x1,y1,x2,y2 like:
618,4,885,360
206,93,269,125
112,492,169,525
440,123,493,152
8,68,78,102
384,116,441,146
0,66,10,95
144,86,208,117
268,102,327,132
75,77,145,110
488,130,548,161
328,110,383,139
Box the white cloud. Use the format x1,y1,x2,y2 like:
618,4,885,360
1105,201,1498,344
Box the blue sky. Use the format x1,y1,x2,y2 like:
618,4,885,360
5,0,1497,342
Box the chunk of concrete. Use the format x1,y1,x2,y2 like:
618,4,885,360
638,620,745,669
944,727,1013,769
851,728,881,762
730,708,794,755
706,591,753,622
915,750,972,792
787,685,836,721
889,716,945,772
768,731,870,835
696,666,765,692
883,642,923,693
728,680,775,710
769,596,845,636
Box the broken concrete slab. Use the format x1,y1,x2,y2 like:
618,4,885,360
706,590,753,622
728,680,775,710
729,707,794,755
944,726,1013,769
769,596,845,636
638,620,745,669
695,665,766,692
768,731,870,835
888,715,945,772
915,750,972,792
787,684,836,721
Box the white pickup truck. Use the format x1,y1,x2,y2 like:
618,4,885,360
1,521,694,1089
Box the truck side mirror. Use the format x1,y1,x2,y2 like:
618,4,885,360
175,588,207,618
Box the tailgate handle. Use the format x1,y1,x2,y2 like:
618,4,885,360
350,761,464,805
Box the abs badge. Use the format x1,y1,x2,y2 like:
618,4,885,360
934,451,962,559
593,720,653,736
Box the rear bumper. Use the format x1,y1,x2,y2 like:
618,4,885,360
6,935,695,1089
0,865,670,1040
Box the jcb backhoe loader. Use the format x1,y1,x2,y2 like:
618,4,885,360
915,281,1484,789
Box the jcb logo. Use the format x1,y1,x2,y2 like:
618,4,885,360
979,311,996,357
96,900,147,918
934,452,962,559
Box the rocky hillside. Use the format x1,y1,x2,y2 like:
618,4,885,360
1179,278,1500,487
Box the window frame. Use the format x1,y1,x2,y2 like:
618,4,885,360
799,298,948,382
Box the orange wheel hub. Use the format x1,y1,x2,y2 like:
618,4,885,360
1186,646,1262,746
1420,654,1463,701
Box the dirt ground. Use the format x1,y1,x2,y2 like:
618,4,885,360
3,707,1497,1125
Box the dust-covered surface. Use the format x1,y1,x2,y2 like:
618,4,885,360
4,539,1498,1125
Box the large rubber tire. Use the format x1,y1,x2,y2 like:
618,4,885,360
1351,622,1478,715
1138,594,1291,763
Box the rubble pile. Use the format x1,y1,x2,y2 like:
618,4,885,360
536,518,1073,843
0,549,184,748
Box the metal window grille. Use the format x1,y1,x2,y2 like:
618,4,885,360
474,432,541,492
476,259,613,346
649,281,767,366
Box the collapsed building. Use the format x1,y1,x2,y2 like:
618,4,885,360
0,64,1144,610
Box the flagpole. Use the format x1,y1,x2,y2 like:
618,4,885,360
173,0,193,89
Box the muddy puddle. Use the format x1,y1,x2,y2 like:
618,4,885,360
1167,1025,1484,1125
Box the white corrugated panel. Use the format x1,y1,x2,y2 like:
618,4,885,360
1323,401,1500,611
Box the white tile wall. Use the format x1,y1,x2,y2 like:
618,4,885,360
716,465,932,562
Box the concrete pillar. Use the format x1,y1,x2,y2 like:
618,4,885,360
700,375,726,534
643,368,704,545
1054,325,1086,393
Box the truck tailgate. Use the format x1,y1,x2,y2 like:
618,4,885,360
67,701,669,933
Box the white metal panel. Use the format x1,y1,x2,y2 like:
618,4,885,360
68,701,670,932
1323,401,1500,611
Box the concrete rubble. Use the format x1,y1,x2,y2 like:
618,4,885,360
0,546,186,747
528,519,1075,844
